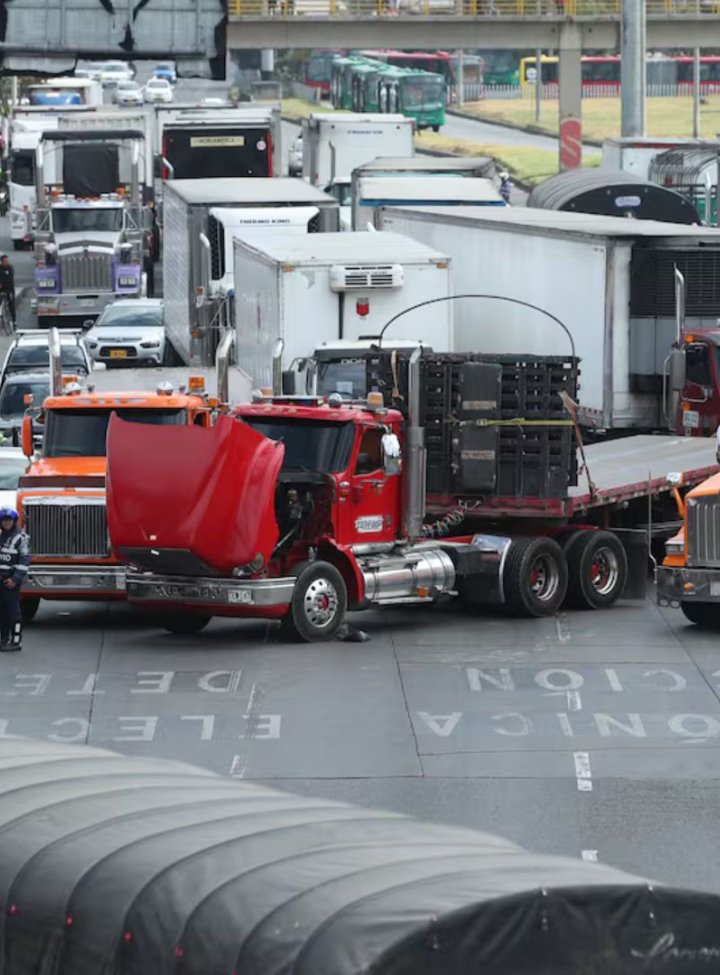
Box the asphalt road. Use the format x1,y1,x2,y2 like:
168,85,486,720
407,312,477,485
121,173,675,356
7,76,720,898
439,109,602,162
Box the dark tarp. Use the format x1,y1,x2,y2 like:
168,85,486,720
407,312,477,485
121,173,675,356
528,168,701,224
0,739,717,975
62,143,120,197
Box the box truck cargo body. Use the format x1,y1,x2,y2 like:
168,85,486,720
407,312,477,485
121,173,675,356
602,137,719,180
302,114,414,188
379,205,720,430
354,176,504,230
233,232,452,389
163,178,339,363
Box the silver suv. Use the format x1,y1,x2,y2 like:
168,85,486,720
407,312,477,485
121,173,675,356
0,330,94,388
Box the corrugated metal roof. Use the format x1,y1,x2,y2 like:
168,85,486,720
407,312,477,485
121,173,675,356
528,168,674,208
0,739,717,975
164,178,336,206
234,230,449,264
356,156,495,174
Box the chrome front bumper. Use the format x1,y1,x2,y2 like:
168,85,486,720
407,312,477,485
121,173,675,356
35,293,125,320
27,565,126,594
126,572,296,608
656,564,720,606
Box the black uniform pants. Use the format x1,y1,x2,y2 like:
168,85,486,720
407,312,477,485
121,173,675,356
0,290,15,322
0,582,20,642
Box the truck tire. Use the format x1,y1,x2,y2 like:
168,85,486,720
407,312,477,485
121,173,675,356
21,597,40,623
161,613,211,635
564,530,628,610
681,602,720,628
503,537,568,618
283,561,347,642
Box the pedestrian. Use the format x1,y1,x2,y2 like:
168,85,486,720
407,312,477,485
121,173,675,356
0,508,29,652
0,255,15,326
143,201,160,298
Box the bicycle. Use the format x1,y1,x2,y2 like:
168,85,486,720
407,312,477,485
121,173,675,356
0,294,14,335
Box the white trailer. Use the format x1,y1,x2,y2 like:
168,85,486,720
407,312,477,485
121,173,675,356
233,232,453,389
602,137,718,180
301,114,414,189
8,115,58,249
379,205,720,431
353,175,505,230
162,178,340,364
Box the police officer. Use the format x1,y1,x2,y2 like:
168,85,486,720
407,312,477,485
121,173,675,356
0,255,15,326
0,508,29,651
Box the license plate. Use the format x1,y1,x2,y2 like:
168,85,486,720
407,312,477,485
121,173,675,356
110,349,128,359
711,583,720,597
228,589,253,605
683,410,700,429
79,299,95,307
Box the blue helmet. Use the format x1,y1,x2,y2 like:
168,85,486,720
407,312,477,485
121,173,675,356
0,508,18,522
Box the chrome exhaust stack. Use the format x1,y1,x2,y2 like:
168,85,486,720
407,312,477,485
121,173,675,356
403,346,426,543
215,329,235,405
49,327,63,397
272,338,284,396
130,140,141,210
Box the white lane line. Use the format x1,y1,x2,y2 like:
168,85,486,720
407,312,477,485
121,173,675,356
555,613,571,644
573,751,593,791
229,755,246,778
581,849,599,862
566,690,582,711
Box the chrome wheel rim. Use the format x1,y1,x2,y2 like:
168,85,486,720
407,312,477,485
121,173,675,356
529,555,560,603
589,546,620,597
303,578,339,629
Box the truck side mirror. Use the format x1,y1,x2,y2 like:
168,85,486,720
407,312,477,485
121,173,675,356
669,347,687,392
21,415,33,458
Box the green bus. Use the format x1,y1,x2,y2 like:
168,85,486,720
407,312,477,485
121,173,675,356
376,65,446,131
330,56,365,109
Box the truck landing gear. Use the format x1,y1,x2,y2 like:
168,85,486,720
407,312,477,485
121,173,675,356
681,602,720,628
283,561,347,642
503,537,568,618
564,531,628,610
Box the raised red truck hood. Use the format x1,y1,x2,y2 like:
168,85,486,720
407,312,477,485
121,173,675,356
106,414,284,576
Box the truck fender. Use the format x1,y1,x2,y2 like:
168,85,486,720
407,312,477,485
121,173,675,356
319,542,364,609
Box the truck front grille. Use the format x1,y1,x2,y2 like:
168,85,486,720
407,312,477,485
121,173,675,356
687,497,720,567
23,500,109,558
61,253,112,292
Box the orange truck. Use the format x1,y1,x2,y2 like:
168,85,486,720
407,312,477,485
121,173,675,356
656,457,720,627
16,330,237,622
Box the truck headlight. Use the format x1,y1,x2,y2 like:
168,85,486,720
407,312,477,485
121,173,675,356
665,535,684,555
117,275,137,288
36,278,57,290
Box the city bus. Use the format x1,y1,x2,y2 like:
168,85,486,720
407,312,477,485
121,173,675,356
303,50,345,96
518,53,720,93
360,50,456,82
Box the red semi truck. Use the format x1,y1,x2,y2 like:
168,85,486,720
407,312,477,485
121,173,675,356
105,348,718,641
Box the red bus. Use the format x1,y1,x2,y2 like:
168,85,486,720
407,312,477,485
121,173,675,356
360,50,457,83
520,54,720,94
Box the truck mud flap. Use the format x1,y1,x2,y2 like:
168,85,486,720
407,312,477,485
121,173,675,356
612,528,649,600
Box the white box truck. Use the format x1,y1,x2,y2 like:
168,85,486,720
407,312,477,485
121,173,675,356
602,137,719,180
233,232,453,389
301,114,414,189
353,175,505,230
379,205,720,431
162,178,340,364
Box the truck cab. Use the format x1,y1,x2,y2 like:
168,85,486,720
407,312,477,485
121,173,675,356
17,376,214,620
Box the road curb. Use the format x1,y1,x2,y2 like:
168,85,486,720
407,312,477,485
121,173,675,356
446,108,603,148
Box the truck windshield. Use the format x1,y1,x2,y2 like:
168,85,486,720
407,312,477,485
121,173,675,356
316,361,367,399
10,150,34,187
43,408,187,457
401,77,444,109
242,417,354,473
0,381,49,419
7,345,87,373
52,208,123,234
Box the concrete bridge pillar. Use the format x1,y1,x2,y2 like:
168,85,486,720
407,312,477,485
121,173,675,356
558,22,583,171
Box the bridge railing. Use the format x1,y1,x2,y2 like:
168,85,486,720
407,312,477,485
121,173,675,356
228,0,719,14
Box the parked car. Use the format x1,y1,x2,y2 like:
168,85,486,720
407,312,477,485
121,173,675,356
153,62,177,84
0,330,94,388
144,78,174,104
0,447,29,509
100,61,134,88
84,299,169,366
113,80,144,107
288,136,303,177
0,373,49,445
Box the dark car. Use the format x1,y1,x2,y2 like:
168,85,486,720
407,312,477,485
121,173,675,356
0,372,49,444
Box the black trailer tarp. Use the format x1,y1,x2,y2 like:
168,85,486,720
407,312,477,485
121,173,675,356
0,739,717,975
63,143,120,197
528,168,701,224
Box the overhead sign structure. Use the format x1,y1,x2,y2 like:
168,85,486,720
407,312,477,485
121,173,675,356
0,0,227,77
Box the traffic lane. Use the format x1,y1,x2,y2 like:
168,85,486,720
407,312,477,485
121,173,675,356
442,111,601,162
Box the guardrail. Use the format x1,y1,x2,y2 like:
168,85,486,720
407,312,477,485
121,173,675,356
470,81,720,99
228,0,720,15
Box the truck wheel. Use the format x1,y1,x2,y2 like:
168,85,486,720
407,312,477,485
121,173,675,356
681,602,720,627
21,597,40,623
161,613,211,635
503,537,568,618
283,561,347,642
564,530,628,610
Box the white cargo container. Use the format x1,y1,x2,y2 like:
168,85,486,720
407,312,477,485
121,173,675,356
233,232,453,389
163,178,340,364
602,137,718,180
301,114,414,188
379,205,720,431
353,175,505,230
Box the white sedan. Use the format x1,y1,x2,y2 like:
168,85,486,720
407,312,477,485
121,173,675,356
0,448,28,510
113,80,144,106
144,78,174,104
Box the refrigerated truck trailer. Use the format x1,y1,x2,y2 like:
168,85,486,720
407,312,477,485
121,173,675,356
602,136,719,180
302,113,415,189
379,205,720,433
353,176,505,230
162,178,340,364
232,232,453,390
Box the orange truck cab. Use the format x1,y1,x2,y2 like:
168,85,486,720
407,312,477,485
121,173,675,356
17,377,215,621
656,466,720,626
